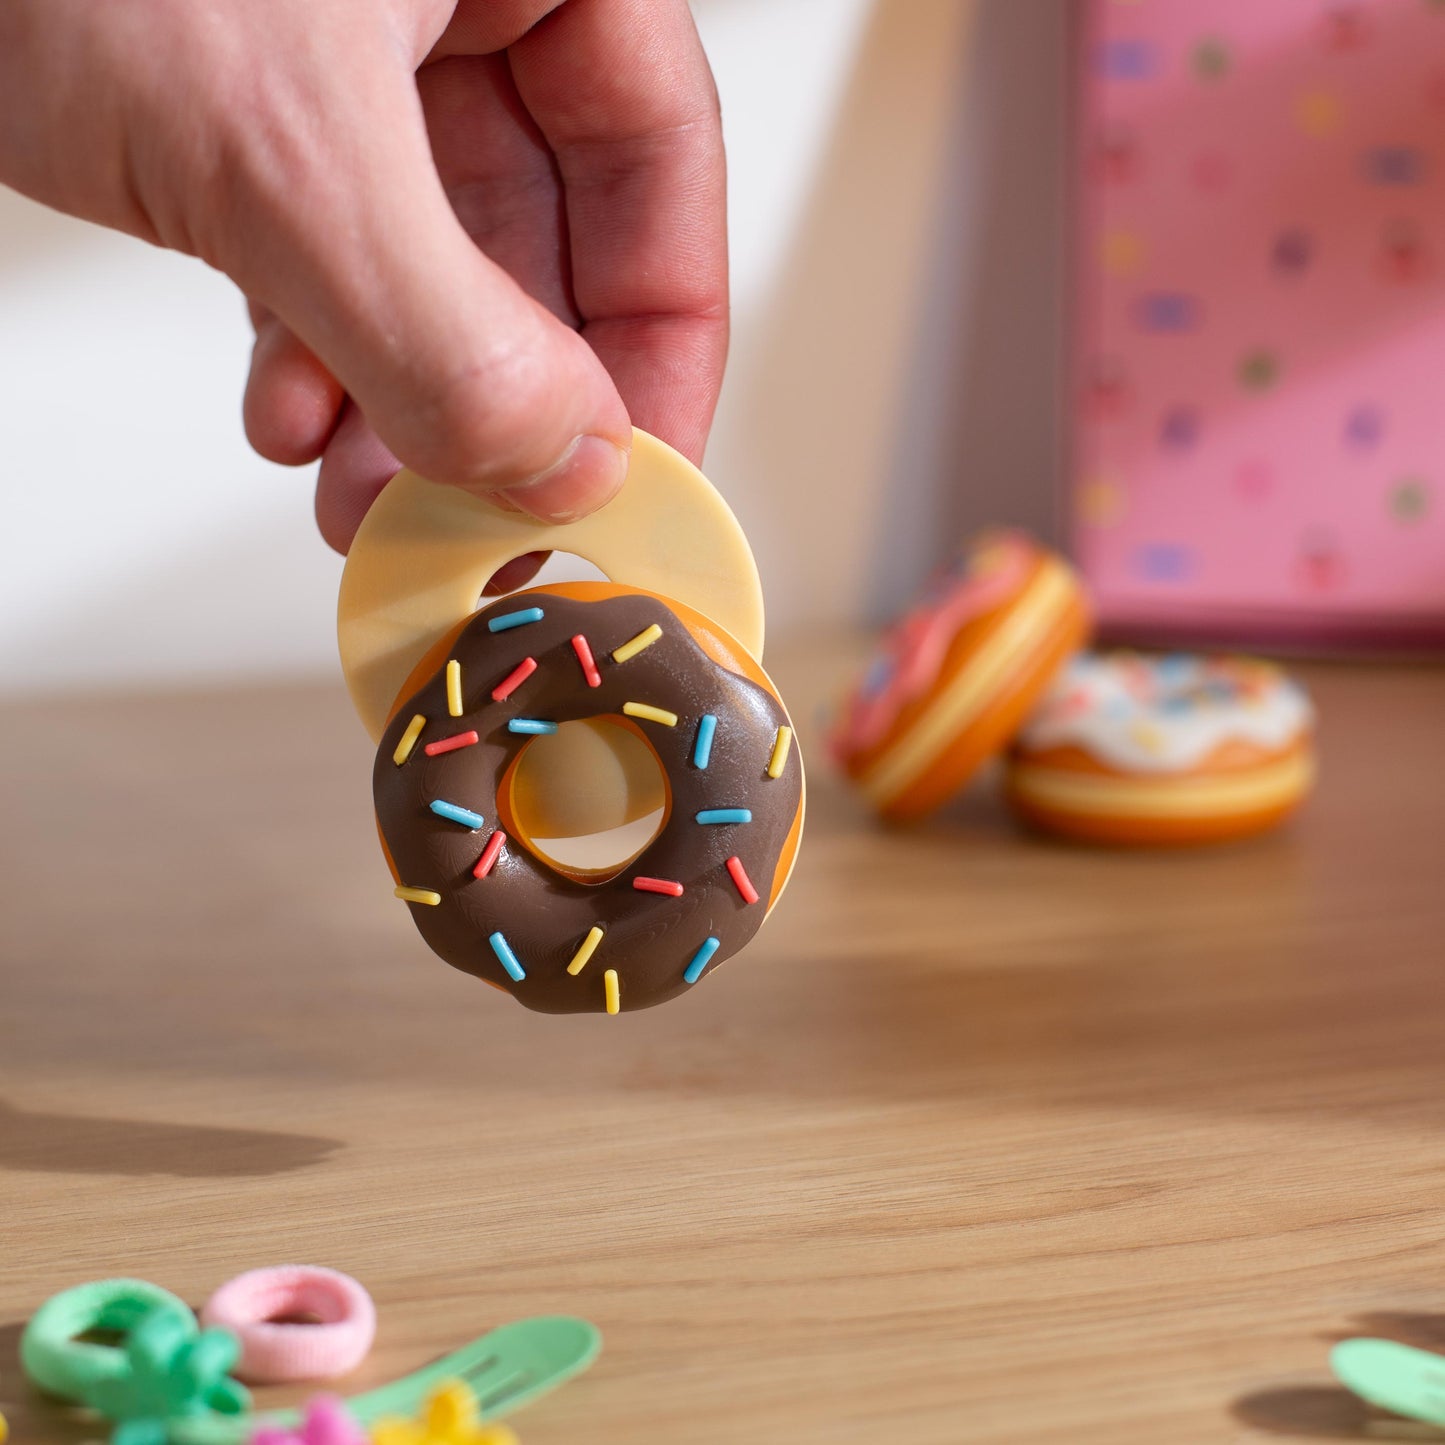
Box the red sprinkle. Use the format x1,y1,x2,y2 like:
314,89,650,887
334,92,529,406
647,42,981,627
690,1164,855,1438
571,634,602,688
725,855,760,906
491,656,538,702
424,730,480,757
633,876,685,897
472,830,508,879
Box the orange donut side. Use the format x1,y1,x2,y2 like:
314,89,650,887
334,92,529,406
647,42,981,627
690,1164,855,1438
379,580,803,910
842,551,1089,822
1005,736,1316,846
879,589,1090,823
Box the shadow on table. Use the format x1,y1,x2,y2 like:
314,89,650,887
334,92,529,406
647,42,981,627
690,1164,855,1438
0,1099,339,1178
1229,1385,1421,1440
1232,1312,1445,1439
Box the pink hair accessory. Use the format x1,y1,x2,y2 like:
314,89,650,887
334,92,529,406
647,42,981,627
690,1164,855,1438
200,1266,376,1385
251,1396,368,1445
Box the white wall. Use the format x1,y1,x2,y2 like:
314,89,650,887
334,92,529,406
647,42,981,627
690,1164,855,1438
0,0,1065,697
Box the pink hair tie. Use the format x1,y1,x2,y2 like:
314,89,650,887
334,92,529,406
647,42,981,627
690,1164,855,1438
200,1266,375,1384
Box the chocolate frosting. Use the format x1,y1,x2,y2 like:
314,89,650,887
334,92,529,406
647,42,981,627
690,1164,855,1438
374,591,801,1013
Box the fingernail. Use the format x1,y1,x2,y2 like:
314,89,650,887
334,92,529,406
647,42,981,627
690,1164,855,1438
497,435,630,523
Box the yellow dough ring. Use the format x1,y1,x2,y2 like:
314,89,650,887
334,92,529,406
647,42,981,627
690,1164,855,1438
338,429,804,1014
340,428,765,741
340,428,772,839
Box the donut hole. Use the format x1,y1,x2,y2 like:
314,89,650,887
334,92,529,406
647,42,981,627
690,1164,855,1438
480,550,610,601
500,717,670,883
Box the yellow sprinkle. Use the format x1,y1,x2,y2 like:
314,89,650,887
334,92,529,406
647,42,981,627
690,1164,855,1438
604,968,620,1014
767,725,794,778
393,714,427,766
394,886,442,906
446,659,463,717
612,623,663,663
568,926,604,976
623,701,678,727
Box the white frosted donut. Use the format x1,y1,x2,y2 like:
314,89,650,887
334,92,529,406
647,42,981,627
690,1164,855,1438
1007,651,1317,845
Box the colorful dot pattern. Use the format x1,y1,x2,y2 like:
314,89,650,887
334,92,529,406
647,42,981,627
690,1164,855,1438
1076,0,1445,634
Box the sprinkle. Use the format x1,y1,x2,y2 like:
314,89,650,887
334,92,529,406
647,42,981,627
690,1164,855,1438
488,606,545,633
634,876,684,897
393,714,427,765
623,702,679,727
424,729,479,757
489,930,526,981
567,926,604,976
430,799,486,830
571,634,602,688
603,968,621,1014
472,830,507,879
446,660,463,717
612,623,663,663
693,714,718,769
394,886,442,906
697,808,752,825
508,718,559,736
767,726,793,779
726,855,760,905
684,936,721,985
491,656,538,702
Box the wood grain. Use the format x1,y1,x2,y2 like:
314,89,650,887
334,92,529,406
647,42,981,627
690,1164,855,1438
2,643,1444,1444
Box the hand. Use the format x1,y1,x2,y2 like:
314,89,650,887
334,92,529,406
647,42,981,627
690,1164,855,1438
0,0,727,550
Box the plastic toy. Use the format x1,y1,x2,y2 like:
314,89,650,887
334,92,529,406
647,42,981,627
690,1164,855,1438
831,531,1089,821
21,1279,197,1406
83,1306,247,1445
370,1382,517,1445
200,1267,376,1384
169,1316,600,1444
1331,1337,1445,1429
339,429,804,1013
249,1396,367,1445
1006,651,1315,845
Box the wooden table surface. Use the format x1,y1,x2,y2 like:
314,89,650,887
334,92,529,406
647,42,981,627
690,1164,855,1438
3,642,1444,1445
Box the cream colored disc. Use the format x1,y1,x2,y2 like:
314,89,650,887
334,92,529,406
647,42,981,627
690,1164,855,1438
338,428,766,741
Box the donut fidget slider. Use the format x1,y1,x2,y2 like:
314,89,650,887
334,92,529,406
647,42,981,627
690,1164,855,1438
338,429,805,1015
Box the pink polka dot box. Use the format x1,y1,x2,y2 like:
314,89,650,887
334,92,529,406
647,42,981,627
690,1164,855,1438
1073,0,1445,649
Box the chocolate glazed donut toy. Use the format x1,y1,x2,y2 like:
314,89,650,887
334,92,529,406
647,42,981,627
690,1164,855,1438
339,429,804,1015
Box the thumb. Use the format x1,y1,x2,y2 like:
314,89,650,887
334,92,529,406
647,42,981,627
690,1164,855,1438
220,58,632,525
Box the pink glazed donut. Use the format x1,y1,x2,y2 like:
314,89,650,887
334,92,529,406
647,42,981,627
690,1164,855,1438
199,1266,376,1384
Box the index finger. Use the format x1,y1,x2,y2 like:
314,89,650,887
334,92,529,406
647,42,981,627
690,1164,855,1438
507,0,728,465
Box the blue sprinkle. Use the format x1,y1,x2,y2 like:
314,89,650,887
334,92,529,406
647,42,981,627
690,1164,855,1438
696,808,751,825
489,930,526,981
508,718,559,735
488,606,545,633
684,936,721,985
430,799,485,830
693,714,718,769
